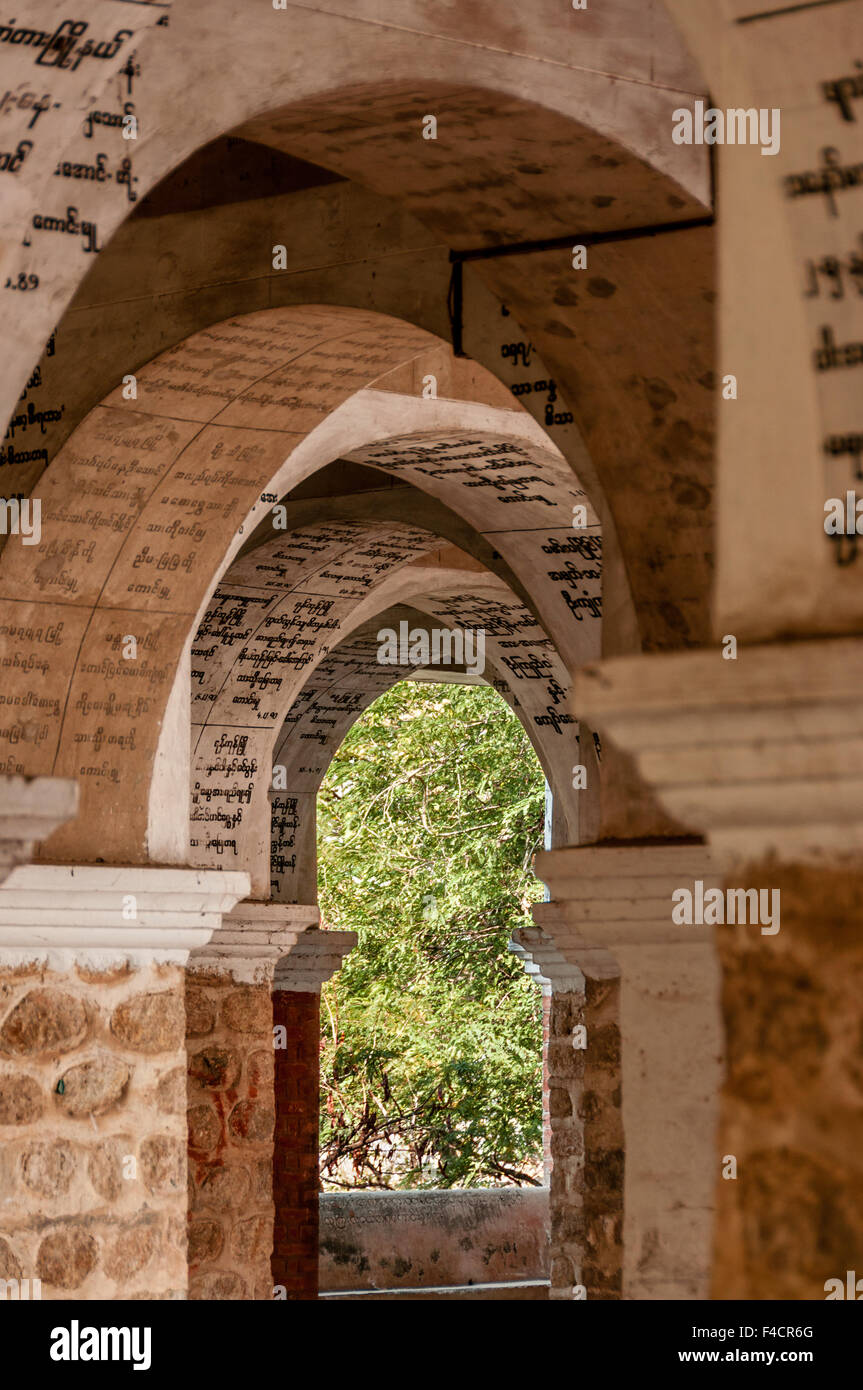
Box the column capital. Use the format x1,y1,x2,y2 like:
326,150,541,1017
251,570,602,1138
0,776,78,880
0,864,250,969
187,900,355,989
534,843,722,951
273,926,357,993
509,925,585,992
188,900,320,982
576,636,863,866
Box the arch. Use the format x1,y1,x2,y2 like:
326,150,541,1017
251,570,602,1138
2,10,709,426
267,606,580,906
189,519,584,895
2,9,713,658
0,306,597,864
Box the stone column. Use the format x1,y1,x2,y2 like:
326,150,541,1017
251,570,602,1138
511,926,620,1300
272,927,355,1301
531,844,724,1301
0,864,248,1300
577,639,863,1300
185,903,354,1301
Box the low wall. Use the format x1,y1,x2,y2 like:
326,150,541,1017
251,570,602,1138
319,1187,549,1296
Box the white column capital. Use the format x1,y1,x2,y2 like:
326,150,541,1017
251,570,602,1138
273,925,357,993
189,900,319,982
576,637,863,866
535,843,722,952
509,925,585,992
0,864,250,969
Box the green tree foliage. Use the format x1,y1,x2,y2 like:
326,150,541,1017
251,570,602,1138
317,680,547,1189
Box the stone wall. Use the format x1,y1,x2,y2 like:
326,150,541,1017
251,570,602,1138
0,961,188,1299
319,1188,549,1294
185,974,275,1301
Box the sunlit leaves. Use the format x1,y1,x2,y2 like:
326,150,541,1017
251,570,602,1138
318,681,546,1189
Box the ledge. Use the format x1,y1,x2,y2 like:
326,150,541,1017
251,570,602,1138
188,901,320,982
534,844,722,949
575,637,863,865
0,864,251,967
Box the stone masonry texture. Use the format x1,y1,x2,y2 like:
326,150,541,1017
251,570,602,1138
185,973,276,1301
0,960,188,1299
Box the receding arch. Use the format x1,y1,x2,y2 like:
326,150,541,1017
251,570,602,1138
267,604,584,906
0,306,597,864
189,519,585,895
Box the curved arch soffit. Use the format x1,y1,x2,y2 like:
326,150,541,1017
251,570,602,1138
266,612,563,904
187,519,581,894
0,305,597,863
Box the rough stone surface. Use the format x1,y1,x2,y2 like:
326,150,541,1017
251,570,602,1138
188,1220,223,1264
21,1141,77,1197
228,1100,274,1144
187,975,274,1301
713,862,863,1300
55,1055,130,1117
157,1067,187,1115
189,1046,240,1090
0,991,87,1057
140,1137,186,1196
37,1229,98,1290
0,962,191,1299
190,1270,250,1300
104,1223,158,1282
189,1104,222,1153
88,1138,130,1203
185,990,216,1037
111,993,184,1054
0,1074,43,1125
221,989,271,1035
0,1235,23,1280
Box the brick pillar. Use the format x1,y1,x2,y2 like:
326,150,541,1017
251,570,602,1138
0,863,248,1300
272,988,320,1300
512,926,623,1300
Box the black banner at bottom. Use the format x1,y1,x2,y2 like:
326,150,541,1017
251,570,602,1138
2,1296,857,1378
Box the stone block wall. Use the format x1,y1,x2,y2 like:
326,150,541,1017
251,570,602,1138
0,961,188,1299
272,989,320,1300
319,1188,550,1294
185,974,275,1300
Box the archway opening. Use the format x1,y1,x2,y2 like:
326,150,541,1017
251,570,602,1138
316,675,551,1298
